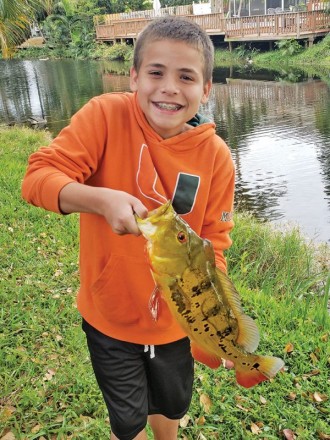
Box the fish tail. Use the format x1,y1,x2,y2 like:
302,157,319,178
235,355,284,388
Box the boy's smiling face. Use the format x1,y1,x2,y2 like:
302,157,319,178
130,39,212,139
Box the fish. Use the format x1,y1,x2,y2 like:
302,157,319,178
136,200,284,388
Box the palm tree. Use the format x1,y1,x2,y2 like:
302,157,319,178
0,0,42,58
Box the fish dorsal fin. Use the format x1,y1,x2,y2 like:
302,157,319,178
215,268,260,353
215,267,245,315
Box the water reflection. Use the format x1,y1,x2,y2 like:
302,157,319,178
207,79,330,242
0,59,108,133
0,60,329,242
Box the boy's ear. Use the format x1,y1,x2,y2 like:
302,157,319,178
201,80,212,104
130,66,138,92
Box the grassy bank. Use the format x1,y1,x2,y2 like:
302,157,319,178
214,34,330,86
250,34,330,81
14,33,330,74
0,127,329,439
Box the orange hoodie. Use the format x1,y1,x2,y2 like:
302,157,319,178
22,92,235,344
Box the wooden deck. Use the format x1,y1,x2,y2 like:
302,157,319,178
225,10,330,41
95,10,330,44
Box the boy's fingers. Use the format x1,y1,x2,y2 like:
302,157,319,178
222,359,235,369
132,201,148,220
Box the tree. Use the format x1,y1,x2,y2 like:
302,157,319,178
41,0,102,57
159,0,191,6
0,0,54,58
96,0,152,13
0,0,35,58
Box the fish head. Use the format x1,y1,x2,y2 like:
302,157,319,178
136,200,203,276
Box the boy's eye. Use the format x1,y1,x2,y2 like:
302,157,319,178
149,71,162,76
181,75,193,81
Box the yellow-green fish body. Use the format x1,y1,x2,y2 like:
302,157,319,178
137,201,284,388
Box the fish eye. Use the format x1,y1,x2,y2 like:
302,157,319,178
177,231,187,243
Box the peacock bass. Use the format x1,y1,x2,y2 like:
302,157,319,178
136,201,284,388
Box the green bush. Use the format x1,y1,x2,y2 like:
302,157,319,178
275,39,303,56
93,42,133,61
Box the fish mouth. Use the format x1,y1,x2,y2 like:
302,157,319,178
136,200,173,238
146,200,172,219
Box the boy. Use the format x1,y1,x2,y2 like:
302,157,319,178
22,16,235,440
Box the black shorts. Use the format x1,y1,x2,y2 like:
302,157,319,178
82,319,194,440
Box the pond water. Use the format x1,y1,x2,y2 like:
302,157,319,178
0,59,329,243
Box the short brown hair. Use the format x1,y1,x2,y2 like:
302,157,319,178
133,16,214,84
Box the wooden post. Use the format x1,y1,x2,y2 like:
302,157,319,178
296,12,300,37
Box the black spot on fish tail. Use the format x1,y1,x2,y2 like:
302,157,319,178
242,362,251,366
252,362,260,369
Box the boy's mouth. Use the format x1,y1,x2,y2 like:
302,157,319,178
153,102,183,111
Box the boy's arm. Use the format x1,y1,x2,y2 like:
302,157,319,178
59,183,147,236
22,97,147,236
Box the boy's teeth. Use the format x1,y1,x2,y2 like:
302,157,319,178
157,103,181,110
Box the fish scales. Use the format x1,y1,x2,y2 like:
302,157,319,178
173,270,237,338
136,201,284,388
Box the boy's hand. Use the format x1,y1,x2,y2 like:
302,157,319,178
222,359,235,369
100,189,148,236
59,183,148,236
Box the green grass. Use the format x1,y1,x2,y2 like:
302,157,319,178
0,127,329,439
214,49,246,66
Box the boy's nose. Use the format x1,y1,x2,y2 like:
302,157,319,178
160,78,179,94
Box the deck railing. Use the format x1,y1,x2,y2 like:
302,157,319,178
95,13,227,40
96,19,149,40
95,10,330,41
94,5,193,25
226,10,330,39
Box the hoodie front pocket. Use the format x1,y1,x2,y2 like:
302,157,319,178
91,254,154,326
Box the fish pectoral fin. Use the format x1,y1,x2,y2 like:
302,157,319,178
236,314,260,353
190,342,222,369
148,285,161,321
235,355,285,388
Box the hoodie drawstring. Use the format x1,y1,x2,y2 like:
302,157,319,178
144,344,155,359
